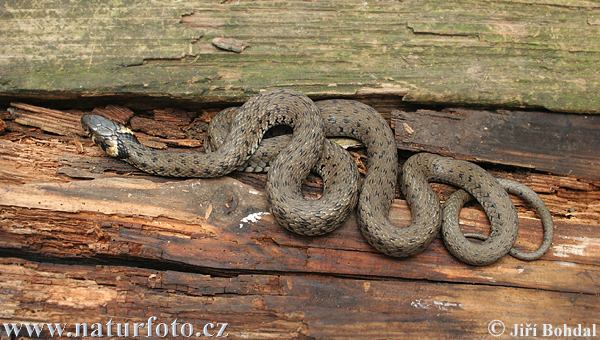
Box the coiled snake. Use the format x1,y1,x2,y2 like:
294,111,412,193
81,89,553,265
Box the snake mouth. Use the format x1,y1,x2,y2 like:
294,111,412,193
81,114,135,158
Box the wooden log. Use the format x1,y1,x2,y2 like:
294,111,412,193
392,108,600,180
1,257,598,339
2,2,599,336
1,1,600,113
1,175,598,295
1,100,599,339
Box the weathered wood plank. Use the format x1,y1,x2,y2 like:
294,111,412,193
2,1,600,113
0,101,598,296
0,102,598,340
1,175,598,294
1,257,598,339
392,108,600,180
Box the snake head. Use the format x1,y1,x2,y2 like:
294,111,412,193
81,114,138,159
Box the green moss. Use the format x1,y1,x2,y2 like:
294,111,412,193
1,0,599,113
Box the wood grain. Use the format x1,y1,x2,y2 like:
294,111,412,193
392,108,600,180
1,175,598,294
0,100,598,338
1,257,598,339
2,1,600,113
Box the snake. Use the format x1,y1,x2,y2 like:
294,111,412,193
443,178,554,265
82,89,553,265
207,98,553,262
81,89,359,236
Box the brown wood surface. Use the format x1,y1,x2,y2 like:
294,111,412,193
1,257,597,339
0,102,599,339
392,108,600,180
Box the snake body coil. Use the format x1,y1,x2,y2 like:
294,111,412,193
82,89,553,265
82,89,359,236
209,99,523,260
443,178,554,265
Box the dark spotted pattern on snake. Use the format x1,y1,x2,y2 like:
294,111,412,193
208,99,523,259
443,178,554,265
81,89,359,236
82,89,553,264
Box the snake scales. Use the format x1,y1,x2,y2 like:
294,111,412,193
81,89,553,265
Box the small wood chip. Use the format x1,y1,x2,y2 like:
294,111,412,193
205,204,213,220
73,138,85,154
153,108,195,125
331,137,363,149
91,105,134,124
350,151,368,175
161,138,203,148
212,37,249,53
0,110,11,120
11,102,67,116
130,116,187,139
8,104,85,136
58,154,142,179
136,133,203,149
403,122,415,135
0,118,6,133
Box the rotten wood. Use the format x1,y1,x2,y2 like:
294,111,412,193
0,101,599,338
8,104,85,137
91,105,134,124
5,103,204,150
1,176,598,295
393,108,600,180
130,108,197,139
2,257,597,339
